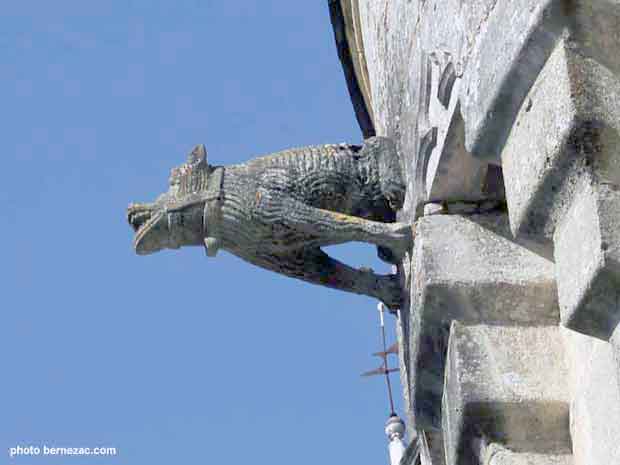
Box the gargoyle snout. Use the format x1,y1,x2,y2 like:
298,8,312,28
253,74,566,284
127,203,153,232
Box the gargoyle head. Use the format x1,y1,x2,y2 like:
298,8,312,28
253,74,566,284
127,144,214,255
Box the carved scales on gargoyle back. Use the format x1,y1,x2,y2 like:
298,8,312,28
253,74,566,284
127,137,413,309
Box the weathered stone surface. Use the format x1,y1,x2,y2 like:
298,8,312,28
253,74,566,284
486,450,572,465
554,183,620,340
501,37,620,241
127,138,412,308
342,2,620,461
357,0,424,219
422,54,498,204
459,0,564,163
566,1,620,78
443,323,571,465
423,430,446,465
471,440,573,465
409,213,559,429
501,35,620,340
612,326,620,398
328,0,375,138
563,328,620,465
357,0,564,218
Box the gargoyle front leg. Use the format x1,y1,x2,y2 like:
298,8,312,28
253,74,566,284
262,248,403,309
262,196,415,260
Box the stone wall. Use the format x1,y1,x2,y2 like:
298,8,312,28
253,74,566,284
333,1,620,464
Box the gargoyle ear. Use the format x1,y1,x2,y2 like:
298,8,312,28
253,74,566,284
187,144,207,166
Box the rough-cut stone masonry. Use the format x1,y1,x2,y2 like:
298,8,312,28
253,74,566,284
332,1,620,464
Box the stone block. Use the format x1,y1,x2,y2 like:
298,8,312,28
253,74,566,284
408,213,559,429
486,450,572,465
462,1,620,164
501,36,620,340
563,328,620,465
501,37,620,241
565,1,620,79
461,0,563,163
554,183,620,340
443,323,571,465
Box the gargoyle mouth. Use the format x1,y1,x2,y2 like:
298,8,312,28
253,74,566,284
127,203,168,255
127,203,155,232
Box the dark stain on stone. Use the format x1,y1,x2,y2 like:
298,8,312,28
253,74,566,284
561,0,577,17
569,120,602,159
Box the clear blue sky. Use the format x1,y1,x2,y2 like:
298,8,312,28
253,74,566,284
2,2,403,464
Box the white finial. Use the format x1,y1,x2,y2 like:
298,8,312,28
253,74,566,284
378,302,385,327
385,415,406,465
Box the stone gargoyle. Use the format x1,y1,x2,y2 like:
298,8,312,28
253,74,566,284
127,137,412,308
